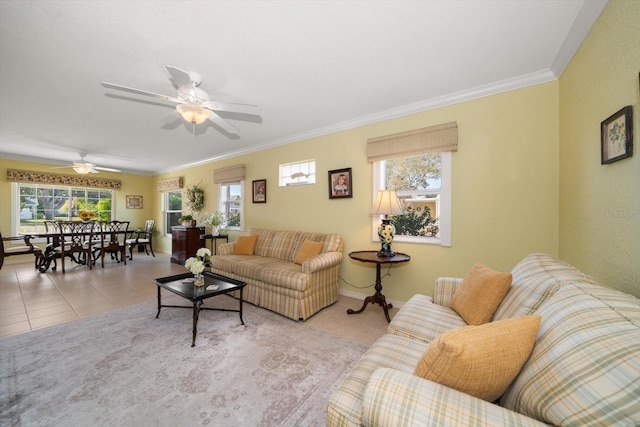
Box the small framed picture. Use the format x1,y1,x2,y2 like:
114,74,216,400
328,168,352,199
601,106,633,164
126,195,143,209
252,179,267,203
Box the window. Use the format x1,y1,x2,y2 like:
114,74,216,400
220,181,243,231
372,152,451,246
279,160,316,186
13,183,114,235
165,190,182,234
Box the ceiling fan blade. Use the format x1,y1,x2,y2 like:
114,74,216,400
50,166,72,169
101,82,181,103
203,101,261,115
166,66,193,88
94,166,122,173
207,111,239,134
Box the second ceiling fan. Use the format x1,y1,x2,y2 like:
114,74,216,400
101,66,260,134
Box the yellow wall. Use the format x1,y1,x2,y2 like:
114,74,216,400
153,82,560,302
559,0,640,296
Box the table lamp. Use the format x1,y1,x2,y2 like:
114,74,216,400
370,189,403,257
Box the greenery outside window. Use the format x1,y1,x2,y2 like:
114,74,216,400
165,190,183,234
13,183,114,235
372,152,451,246
220,181,243,231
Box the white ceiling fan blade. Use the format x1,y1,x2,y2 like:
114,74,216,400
94,166,122,173
203,101,261,115
166,66,194,88
207,111,239,134
101,82,181,103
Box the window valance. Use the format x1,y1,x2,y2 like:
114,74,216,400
156,176,183,191
6,169,122,189
214,164,245,184
366,121,458,162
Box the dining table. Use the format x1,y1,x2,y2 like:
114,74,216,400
31,221,131,273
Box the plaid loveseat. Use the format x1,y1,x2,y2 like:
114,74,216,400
327,253,640,426
209,228,343,321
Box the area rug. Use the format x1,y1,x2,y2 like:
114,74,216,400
0,296,367,426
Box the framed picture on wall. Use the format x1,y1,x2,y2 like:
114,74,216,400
328,168,353,199
126,195,143,209
601,106,633,164
252,179,266,203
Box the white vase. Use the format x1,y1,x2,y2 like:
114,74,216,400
212,226,219,236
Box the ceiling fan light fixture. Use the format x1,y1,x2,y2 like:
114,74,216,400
73,165,93,175
176,104,211,124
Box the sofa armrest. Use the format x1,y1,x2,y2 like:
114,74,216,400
217,242,235,256
363,368,547,427
433,277,463,307
301,251,343,273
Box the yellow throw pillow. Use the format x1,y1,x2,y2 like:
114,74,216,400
414,314,541,402
233,235,257,255
451,262,512,325
294,240,323,265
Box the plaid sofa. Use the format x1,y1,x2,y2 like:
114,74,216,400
327,253,640,426
209,228,343,321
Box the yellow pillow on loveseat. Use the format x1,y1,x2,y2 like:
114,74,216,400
414,314,541,402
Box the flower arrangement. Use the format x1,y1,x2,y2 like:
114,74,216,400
78,210,96,221
185,247,211,286
204,211,225,227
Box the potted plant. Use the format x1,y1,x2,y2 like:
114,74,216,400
178,214,195,227
204,211,226,236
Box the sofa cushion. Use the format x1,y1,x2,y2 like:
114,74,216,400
249,229,275,257
493,253,598,321
233,235,257,255
327,334,428,427
387,294,467,344
501,284,640,426
451,262,512,325
414,314,540,402
293,239,323,264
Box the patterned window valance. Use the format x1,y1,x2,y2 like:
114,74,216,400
157,176,183,191
214,165,245,184
6,169,122,189
366,121,458,162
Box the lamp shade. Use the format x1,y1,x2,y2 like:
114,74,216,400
176,104,212,124
370,189,403,216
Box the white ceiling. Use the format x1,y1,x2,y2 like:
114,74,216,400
0,0,607,175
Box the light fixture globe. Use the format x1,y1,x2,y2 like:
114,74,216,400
176,104,211,124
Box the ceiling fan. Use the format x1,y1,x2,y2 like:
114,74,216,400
51,153,122,175
101,66,260,134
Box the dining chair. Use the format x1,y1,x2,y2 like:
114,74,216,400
43,220,60,271
53,221,95,273
125,219,155,260
0,231,43,270
97,220,130,267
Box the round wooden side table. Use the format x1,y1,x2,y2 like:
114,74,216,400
347,250,411,322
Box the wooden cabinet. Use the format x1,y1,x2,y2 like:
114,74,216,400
171,226,205,265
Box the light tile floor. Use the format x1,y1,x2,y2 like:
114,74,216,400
0,253,395,346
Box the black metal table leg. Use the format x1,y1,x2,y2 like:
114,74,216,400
192,301,201,347
156,286,162,318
